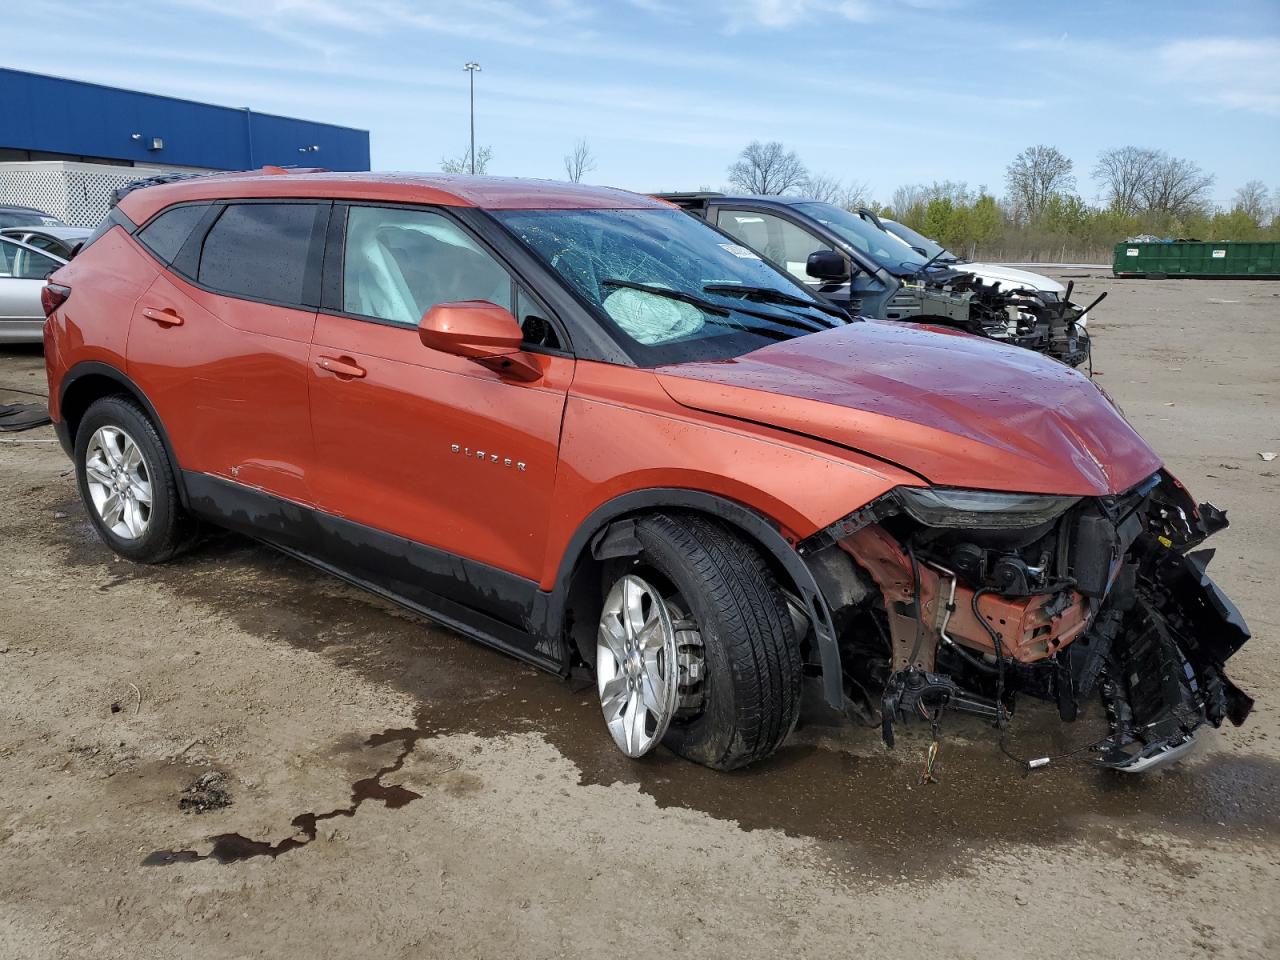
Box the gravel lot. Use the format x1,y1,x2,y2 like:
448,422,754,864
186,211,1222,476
1,274,1277,960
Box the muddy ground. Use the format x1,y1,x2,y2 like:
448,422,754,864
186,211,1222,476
1,274,1277,959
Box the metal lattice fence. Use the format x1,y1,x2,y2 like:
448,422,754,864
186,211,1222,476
0,161,210,227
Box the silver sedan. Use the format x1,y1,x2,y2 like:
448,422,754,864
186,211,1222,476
0,235,66,344
0,225,93,261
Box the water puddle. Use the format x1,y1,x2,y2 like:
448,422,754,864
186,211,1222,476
143,721,426,865
48,516,1280,873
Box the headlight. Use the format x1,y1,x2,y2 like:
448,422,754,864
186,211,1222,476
895,487,1079,529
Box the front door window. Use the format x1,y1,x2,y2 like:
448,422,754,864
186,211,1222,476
342,206,512,326
715,209,833,286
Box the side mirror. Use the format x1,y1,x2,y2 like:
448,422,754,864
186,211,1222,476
806,250,850,282
418,300,541,381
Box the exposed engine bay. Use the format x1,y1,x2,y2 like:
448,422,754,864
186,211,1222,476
893,275,1100,369
800,472,1253,773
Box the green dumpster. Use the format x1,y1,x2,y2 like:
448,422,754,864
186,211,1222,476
1113,240,1280,279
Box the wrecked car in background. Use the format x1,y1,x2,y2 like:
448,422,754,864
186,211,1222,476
44,171,1250,778
868,211,1071,305
657,192,1098,368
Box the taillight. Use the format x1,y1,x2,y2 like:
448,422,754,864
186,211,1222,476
41,283,70,317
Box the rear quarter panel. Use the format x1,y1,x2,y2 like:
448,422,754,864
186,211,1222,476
44,226,159,419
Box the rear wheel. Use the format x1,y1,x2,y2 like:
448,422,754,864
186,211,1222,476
594,513,802,771
74,396,194,564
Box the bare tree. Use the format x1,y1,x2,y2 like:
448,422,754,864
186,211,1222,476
726,141,809,195
925,180,973,205
890,183,927,216
801,173,843,203
890,181,971,215
563,139,597,183
800,174,873,211
1232,179,1270,223
1093,146,1160,215
441,145,493,174
837,180,873,212
1139,153,1214,217
1005,145,1076,220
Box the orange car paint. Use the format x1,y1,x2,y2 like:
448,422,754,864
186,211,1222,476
127,270,318,503
307,310,574,581
44,170,1165,674
656,320,1162,497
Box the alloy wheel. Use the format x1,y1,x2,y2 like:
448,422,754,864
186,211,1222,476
85,425,153,541
596,574,681,757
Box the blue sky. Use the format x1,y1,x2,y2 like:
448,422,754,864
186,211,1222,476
7,0,1279,206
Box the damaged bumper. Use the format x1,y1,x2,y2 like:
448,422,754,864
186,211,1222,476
924,275,1101,368
800,473,1253,773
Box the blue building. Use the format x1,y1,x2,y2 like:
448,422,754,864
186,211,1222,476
0,68,370,172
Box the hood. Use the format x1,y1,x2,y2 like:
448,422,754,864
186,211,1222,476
958,262,1065,294
655,321,1161,497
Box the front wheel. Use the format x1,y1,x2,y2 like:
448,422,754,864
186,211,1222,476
594,513,802,771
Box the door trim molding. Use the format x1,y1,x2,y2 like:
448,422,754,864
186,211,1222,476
181,471,564,672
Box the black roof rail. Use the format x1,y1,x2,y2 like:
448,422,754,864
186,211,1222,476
111,166,331,206
112,171,215,206
650,191,724,212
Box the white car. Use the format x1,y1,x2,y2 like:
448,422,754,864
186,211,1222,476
0,235,66,343
876,216,1088,328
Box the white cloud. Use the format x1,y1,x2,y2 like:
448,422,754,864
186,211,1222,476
1158,37,1280,116
726,0,877,29
723,0,967,30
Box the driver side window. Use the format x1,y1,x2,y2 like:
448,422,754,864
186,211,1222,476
343,206,513,327
716,209,833,285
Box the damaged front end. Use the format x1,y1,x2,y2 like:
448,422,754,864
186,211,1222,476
800,473,1253,773
899,274,1100,369
956,277,1101,369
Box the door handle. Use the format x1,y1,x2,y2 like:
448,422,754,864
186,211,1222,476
315,355,367,379
141,306,184,327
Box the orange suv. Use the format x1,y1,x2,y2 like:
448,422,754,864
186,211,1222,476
43,171,1252,773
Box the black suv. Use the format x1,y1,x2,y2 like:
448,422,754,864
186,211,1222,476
657,193,1095,366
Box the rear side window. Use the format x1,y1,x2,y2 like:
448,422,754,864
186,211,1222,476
198,203,321,306
77,209,128,257
0,236,62,280
138,204,206,264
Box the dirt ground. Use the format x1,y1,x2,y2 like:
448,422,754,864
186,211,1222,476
1,274,1277,960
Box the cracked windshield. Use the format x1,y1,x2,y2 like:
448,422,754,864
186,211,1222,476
494,207,848,365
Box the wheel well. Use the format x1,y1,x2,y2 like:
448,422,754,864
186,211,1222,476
561,506,808,669
60,373,136,443
58,368,188,506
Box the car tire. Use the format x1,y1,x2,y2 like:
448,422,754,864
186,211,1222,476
74,395,195,564
611,512,803,771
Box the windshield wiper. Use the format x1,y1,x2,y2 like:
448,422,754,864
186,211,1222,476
701,284,848,323
600,279,729,315
904,248,952,278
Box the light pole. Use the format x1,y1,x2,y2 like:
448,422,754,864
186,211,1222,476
464,62,481,175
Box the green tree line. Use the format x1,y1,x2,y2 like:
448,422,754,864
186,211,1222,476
726,141,1279,263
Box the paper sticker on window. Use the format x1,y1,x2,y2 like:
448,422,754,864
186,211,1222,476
719,243,761,259
1212,249,1227,258
1126,248,1140,256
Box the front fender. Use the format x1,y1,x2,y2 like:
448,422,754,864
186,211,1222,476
541,388,915,591
540,370,918,710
